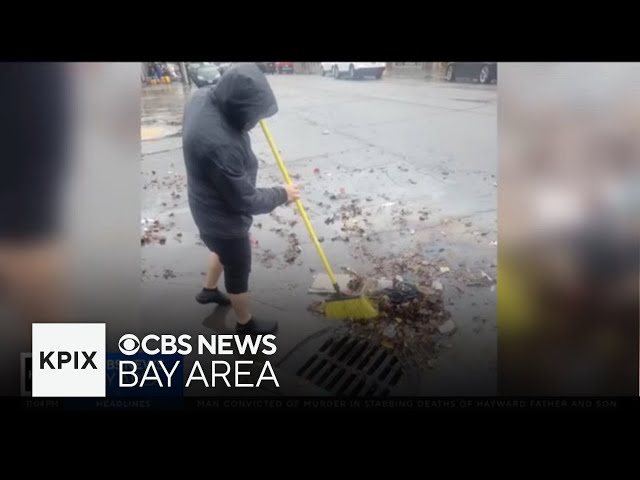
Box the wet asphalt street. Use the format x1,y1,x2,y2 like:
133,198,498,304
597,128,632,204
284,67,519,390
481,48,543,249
141,73,497,395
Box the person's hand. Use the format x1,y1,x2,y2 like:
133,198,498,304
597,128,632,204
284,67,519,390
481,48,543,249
284,184,301,203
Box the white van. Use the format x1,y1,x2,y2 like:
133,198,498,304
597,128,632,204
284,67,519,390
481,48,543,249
320,62,386,79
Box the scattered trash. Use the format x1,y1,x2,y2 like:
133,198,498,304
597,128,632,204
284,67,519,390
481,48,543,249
256,249,279,269
409,229,416,235
162,269,176,280
432,280,443,291
307,301,325,315
284,233,302,264
377,278,393,290
439,266,450,274
331,235,349,242
313,168,320,175
347,276,364,293
382,324,397,339
490,240,498,246
480,270,494,283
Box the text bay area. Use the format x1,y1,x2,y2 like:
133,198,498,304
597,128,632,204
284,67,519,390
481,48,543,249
119,360,279,388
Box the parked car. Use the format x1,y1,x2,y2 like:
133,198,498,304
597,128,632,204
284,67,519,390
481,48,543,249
256,62,276,74
275,62,294,74
192,65,221,87
319,62,335,76
216,62,233,74
321,62,385,79
444,62,497,84
187,62,213,80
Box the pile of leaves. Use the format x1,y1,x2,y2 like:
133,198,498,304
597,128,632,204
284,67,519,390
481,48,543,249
350,279,451,366
330,251,453,366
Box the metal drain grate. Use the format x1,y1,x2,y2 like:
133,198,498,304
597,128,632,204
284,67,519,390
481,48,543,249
296,335,404,397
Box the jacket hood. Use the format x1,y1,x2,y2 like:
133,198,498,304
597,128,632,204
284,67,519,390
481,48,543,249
213,63,278,131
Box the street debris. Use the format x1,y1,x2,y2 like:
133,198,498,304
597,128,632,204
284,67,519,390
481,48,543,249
347,276,364,292
382,324,397,339
480,270,494,283
325,249,454,366
439,266,450,274
162,269,176,280
141,219,175,246
308,300,325,314
284,233,302,264
255,249,279,269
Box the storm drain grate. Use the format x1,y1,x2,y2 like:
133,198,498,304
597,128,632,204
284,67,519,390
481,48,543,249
296,335,404,397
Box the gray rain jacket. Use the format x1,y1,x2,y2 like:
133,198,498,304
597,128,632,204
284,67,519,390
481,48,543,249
182,63,287,239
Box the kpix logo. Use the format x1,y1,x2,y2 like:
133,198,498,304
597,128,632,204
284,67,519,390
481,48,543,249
32,323,106,397
40,351,98,369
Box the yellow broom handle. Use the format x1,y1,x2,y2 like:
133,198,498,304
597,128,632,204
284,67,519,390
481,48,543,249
259,120,340,292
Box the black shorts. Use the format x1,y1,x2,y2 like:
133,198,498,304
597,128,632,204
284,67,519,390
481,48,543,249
201,235,251,294
0,63,69,242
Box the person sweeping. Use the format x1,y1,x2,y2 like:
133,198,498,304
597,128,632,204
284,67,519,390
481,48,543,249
182,63,299,335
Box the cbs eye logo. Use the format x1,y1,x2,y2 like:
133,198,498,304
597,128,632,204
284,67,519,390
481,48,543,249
118,334,140,355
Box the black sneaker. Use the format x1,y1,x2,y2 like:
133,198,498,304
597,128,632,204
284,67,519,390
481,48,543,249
195,287,231,305
235,317,278,335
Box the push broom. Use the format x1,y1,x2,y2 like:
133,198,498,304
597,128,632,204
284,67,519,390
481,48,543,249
259,119,378,320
